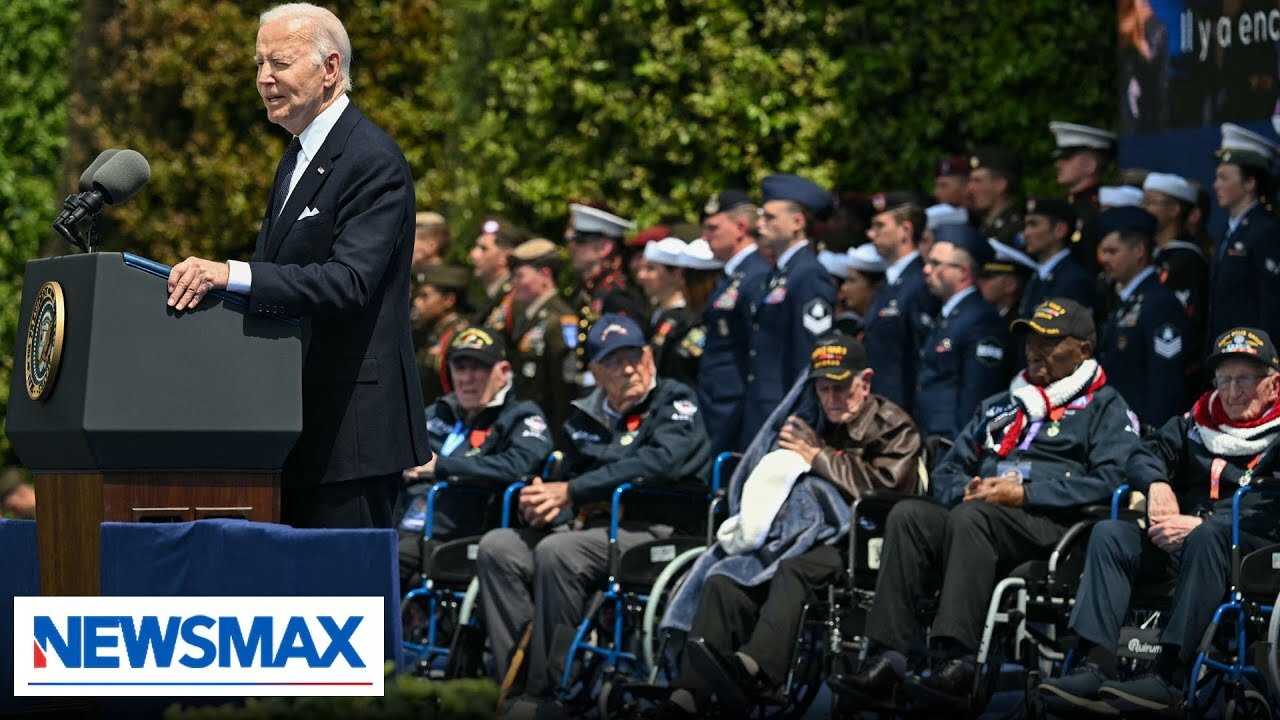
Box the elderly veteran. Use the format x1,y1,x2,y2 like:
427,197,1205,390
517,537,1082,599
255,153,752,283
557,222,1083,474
477,314,711,717
397,327,554,590
829,298,1140,708
1040,326,1280,715
655,332,920,719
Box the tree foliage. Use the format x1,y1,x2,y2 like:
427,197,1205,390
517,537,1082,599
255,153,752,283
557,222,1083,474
0,0,79,461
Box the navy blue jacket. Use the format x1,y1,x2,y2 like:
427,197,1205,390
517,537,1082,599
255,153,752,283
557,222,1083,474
403,389,554,536
740,244,837,447
1020,252,1099,318
1127,409,1280,536
1208,203,1280,349
932,383,1139,509
1098,269,1190,430
915,289,1010,439
863,254,934,415
697,249,770,453
248,101,429,486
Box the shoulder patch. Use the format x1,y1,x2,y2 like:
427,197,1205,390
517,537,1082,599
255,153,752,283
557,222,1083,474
523,415,549,439
672,399,698,421
561,318,579,349
974,338,1004,366
426,417,452,436
802,298,833,335
1125,410,1141,435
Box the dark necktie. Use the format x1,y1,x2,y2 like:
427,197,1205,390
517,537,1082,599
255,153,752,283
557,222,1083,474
271,136,302,220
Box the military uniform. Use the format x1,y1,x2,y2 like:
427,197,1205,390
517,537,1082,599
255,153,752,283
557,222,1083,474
980,202,1025,248
863,254,933,415
1155,236,1208,392
649,304,702,387
414,311,470,406
740,242,836,446
915,288,1009,440
698,247,771,453
510,292,579,448
1020,250,1098,318
1098,268,1189,430
571,267,647,386
1208,203,1280,348
473,274,514,336
1066,183,1102,268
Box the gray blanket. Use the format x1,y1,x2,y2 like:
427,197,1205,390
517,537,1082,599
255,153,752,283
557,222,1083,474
661,373,852,632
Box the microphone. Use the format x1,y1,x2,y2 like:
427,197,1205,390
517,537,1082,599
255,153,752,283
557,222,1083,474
78,149,120,193
57,149,152,227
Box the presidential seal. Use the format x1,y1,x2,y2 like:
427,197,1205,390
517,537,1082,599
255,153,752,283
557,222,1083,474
25,281,66,401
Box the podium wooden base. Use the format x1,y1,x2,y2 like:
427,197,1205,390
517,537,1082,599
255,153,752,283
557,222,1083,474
33,471,279,596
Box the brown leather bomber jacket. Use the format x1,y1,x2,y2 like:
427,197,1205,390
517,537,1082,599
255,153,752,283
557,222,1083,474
808,394,923,500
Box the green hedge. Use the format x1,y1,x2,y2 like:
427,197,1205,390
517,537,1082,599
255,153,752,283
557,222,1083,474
0,0,79,461
2,0,1114,466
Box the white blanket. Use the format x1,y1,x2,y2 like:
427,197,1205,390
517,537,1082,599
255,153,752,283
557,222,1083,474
716,448,811,555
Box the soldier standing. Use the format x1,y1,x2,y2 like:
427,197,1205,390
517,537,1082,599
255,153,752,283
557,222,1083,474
411,265,474,406
966,147,1024,247
566,203,647,389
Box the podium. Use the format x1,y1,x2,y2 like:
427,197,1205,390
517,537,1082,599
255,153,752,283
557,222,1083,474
6,252,303,595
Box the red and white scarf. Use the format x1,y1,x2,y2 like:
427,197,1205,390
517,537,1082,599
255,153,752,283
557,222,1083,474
985,359,1107,458
1190,390,1280,456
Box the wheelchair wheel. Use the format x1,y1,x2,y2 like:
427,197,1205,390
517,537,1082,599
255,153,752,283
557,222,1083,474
1224,688,1271,720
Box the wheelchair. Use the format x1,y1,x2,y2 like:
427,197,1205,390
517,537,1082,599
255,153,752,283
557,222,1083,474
400,452,561,677
553,452,732,719
1184,478,1280,720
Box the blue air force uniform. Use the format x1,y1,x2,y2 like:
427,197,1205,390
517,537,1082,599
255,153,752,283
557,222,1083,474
1020,250,1098,318
915,287,1009,439
697,247,770,453
863,254,933,415
1098,268,1189,430
1208,203,1280,348
740,242,836,446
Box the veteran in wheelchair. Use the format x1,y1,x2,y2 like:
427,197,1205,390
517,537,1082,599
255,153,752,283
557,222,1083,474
1038,326,1280,716
828,298,1141,710
653,332,922,719
477,313,712,718
398,327,555,591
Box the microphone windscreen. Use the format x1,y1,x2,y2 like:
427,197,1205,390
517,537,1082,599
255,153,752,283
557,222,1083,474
78,149,120,193
92,149,151,205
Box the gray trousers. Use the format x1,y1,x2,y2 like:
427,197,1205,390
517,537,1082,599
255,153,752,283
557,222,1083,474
476,524,658,696
1068,514,1270,660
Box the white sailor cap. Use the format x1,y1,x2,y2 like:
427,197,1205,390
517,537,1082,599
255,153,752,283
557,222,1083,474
817,249,852,279
925,203,970,231
641,236,687,266
569,203,634,239
1099,185,1144,208
674,238,723,270
985,238,1039,274
1217,123,1279,169
1142,172,1197,204
1049,121,1117,158
846,243,888,274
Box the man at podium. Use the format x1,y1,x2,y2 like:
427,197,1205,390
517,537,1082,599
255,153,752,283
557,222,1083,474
162,2,429,528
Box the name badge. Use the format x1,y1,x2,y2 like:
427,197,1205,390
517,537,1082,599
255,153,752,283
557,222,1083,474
996,461,1031,485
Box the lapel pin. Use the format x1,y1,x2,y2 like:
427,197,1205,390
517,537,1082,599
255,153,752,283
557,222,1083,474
317,167,325,175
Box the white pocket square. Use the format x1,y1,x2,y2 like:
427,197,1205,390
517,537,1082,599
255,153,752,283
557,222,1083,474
298,206,320,220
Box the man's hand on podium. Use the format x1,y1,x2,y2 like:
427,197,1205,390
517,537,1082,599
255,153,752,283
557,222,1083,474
167,257,230,311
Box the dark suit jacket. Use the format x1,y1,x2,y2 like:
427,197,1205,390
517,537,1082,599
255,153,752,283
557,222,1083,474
248,101,430,487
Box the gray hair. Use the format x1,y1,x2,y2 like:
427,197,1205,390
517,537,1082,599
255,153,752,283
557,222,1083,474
261,3,353,93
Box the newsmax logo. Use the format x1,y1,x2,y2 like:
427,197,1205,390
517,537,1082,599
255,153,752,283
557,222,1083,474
14,597,383,696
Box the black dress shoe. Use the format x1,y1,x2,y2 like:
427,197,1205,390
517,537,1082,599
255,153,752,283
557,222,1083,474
684,638,769,715
904,657,976,707
827,654,904,703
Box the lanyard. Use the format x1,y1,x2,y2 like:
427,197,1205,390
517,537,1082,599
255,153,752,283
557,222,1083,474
1210,452,1263,500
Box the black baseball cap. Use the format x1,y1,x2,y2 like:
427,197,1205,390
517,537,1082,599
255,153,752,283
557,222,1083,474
808,333,869,382
1010,298,1097,344
1206,327,1280,373
448,327,506,366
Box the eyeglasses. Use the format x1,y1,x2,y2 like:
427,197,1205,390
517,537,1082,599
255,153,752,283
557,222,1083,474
597,347,644,370
1212,375,1268,391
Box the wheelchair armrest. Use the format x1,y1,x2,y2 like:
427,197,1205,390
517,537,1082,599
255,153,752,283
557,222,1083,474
1046,517,1101,581
500,480,531,528
1110,484,1132,520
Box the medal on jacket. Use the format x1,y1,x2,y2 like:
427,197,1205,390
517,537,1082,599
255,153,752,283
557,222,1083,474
1045,406,1067,437
469,428,490,449
620,414,642,445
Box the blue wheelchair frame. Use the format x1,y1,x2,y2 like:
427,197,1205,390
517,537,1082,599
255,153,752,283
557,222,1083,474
1185,480,1280,713
400,452,559,671
556,451,733,697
